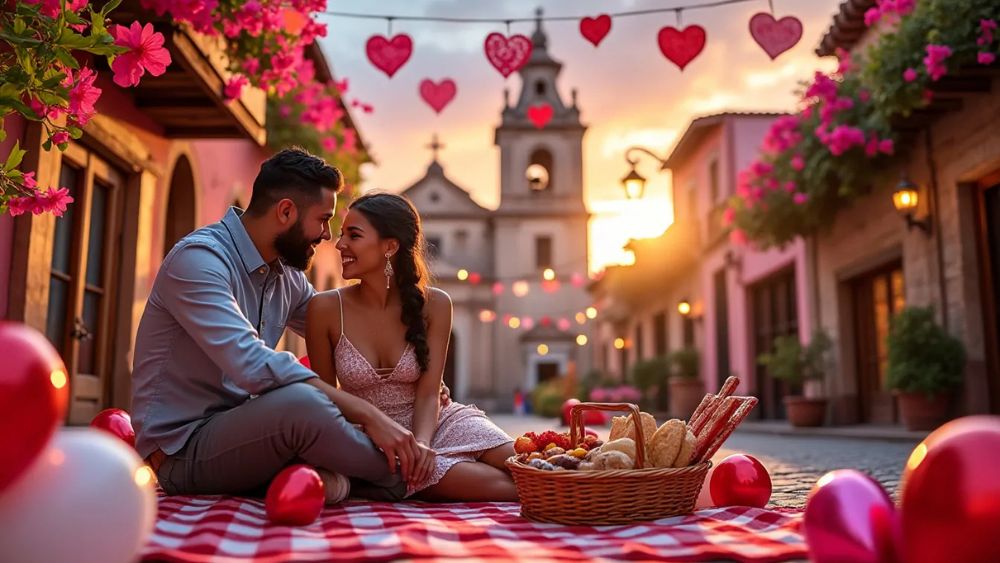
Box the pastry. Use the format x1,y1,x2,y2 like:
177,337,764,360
609,412,657,447
600,438,637,461
648,419,686,467
591,450,634,470
672,428,697,467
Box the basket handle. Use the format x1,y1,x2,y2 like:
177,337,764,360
570,402,647,469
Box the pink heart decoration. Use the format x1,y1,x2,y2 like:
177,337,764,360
527,103,553,129
365,34,413,78
749,13,803,60
419,79,457,114
484,32,533,78
580,15,612,47
657,25,707,71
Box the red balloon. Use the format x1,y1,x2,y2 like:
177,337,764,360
901,415,1000,563
0,322,69,493
804,470,901,563
562,399,606,426
90,408,136,448
298,355,311,369
709,454,772,508
265,465,325,526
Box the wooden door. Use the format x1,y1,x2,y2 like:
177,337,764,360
851,262,905,424
750,268,798,419
45,144,125,424
974,171,1000,413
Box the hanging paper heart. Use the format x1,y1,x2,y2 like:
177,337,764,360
365,34,413,78
484,32,533,78
527,103,553,129
580,15,612,47
657,25,707,71
419,79,457,114
749,13,803,60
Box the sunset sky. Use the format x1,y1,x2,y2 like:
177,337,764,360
318,0,842,273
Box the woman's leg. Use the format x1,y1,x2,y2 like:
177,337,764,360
416,461,518,502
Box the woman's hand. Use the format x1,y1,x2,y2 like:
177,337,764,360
412,441,437,485
364,408,421,481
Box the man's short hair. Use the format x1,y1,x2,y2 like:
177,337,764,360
246,147,344,217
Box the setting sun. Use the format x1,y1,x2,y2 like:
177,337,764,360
588,195,674,273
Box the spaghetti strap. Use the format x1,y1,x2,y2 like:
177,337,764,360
336,288,345,338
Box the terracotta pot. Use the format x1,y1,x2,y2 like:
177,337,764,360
896,391,952,431
783,396,827,427
669,377,705,419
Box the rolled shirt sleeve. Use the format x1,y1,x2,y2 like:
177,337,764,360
159,244,316,395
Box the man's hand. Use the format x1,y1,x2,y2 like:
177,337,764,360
364,408,421,482
412,442,437,485
439,382,452,407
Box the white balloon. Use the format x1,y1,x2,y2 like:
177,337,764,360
0,428,157,563
694,464,717,509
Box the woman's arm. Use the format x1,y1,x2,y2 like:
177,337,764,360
411,288,453,446
305,293,422,477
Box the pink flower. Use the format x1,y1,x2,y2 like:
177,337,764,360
7,197,33,217
793,193,809,205
878,139,894,155
111,22,172,87
721,206,735,227
824,125,866,156
923,44,952,81
903,68,918,82
791,155,805,171
279,105,292,117
22,171,37,190
50,131,70,145
864,7,881,27
783,181,797,193
979,52,996,65
865,136,879,157
25,0,87,18
224,75,248,101
40,187,74,216
836,48,853,74
242,57,261,76
65,67,101,125
334,78,349,94
730,229,748,246
320,136,338,152
859,89,871,102
980,19,997,46
341,128,357,153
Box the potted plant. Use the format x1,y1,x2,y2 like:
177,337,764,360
887,307,965,431
630,356,671,412
757,329,832,427
668,347,704,419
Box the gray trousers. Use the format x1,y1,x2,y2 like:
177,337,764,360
155,382,406,501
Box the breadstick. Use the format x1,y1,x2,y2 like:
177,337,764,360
696,397,759,464
691,395,719,436
717,376,739,400
691,396,740,463
689,393,714,428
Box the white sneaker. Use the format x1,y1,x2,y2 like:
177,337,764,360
316,469,351,505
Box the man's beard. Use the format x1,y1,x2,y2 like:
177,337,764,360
274,220,320,270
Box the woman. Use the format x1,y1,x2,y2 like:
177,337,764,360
305,192,517,501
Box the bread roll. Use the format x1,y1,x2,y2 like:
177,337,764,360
648,419,686,467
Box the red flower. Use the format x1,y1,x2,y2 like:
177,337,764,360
224,75,248,101
65,67,102,125
111,22,171,87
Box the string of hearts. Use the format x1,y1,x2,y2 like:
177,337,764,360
332,0,803,123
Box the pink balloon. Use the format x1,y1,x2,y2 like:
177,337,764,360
266,465,325,526
90,408,136,448
694,464,716,509
900,416,1000,563
710,454,772,508
804,469,901,563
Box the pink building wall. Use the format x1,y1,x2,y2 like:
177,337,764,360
670,115,812,397
0,115,28,319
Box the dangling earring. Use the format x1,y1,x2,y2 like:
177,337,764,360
384,253,394,289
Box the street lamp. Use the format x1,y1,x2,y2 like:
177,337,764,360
677,299,692,317
892,177,931,235
621,146,669,200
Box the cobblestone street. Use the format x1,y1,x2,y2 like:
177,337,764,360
493,414,920,509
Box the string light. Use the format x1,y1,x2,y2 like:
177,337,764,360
508,316,521,329
512,280,530,297
586,307,598,319
542,268,556,281
457,269,469,281
479,309,497,322
575,312,587,325
576,334,588,346
537,344,549,355
613,337,626,350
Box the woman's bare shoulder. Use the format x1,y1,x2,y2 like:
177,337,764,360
425,287,452,317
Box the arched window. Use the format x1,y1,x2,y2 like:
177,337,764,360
164,155,196,257
526,148,554,192
535,80,546,96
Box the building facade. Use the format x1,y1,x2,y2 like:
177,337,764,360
402,16,592,410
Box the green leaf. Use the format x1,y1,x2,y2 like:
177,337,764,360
0,130,6,143
64,11,86,26
40,72,68,89
67,125,82,139
3,141,26,173
12,18,27,35
0,29,43,47
57,29,92,50
54,49,81,70
101,0,123,16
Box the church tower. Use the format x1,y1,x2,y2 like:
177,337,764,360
492,8,591,404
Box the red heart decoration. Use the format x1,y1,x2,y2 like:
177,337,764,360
419,78,457,114
89,408,136,448
579,15,612,47
365,34,413,78
265,464,325,526
749,13,803,60
527,103,553,129
657,25,707,71
483,32,533,78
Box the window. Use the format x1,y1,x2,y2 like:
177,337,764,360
426,236,442,258
653,311,668,357
527,148,554,192
535,236,553,269
455,229,468,251
429,191,440,203
709,158,720,203
535,80,546,96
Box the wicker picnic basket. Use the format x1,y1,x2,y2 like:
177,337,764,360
506,402,710,525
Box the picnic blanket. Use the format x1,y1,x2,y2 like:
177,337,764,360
142,493,808,562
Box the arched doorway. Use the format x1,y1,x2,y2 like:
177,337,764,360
164,155,196,256
444,330,457,398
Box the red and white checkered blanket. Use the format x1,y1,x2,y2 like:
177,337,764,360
143,494,807,562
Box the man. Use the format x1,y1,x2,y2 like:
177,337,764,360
132,147,429,502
